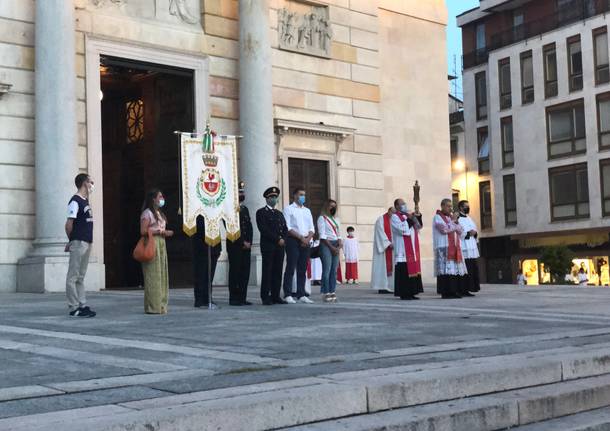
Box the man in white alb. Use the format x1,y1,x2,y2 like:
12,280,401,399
371,207,396,294
282,187,315,304
457,200,480,296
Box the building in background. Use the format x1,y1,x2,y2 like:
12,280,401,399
459,0,610,285
449,75,466,210
0,0,450,293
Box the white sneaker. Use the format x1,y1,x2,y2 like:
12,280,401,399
299,296,314,304
284,296,297,304
322,294,332,303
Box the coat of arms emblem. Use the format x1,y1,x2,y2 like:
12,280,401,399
196,124,226,207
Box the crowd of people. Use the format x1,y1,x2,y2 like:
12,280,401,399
63,173,481,317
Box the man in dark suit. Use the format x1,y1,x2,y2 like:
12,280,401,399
256,187,288,305
192,215,222,309
227,181,253,306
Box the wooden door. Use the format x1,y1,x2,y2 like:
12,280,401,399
287,158,329,221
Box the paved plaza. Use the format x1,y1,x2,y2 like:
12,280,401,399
1,284,610,430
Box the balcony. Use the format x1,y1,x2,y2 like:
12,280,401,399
463,0,610,69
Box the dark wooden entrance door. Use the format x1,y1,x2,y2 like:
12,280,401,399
100,56,194,289
287,158,329,221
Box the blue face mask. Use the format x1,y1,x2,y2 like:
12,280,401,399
266,197,278,207
298,195,306,206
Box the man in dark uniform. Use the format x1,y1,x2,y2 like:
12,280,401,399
226,181,253,306
192,215,222,309
256,187,288,305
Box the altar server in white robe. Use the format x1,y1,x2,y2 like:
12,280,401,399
371,207,396,293
457,200,480,296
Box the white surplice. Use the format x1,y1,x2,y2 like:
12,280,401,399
370,214,394,291
343,237,359,263
457,215,480,259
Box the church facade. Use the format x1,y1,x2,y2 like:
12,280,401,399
0,0,450,292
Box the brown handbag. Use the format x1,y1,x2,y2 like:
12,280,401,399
133,230,156,263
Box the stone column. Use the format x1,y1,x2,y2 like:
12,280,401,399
238,0,275,286
17,0,80,292
239,0,276,217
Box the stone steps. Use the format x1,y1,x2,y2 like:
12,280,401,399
284,375,610,431
513,407,610,430
4,344,610,431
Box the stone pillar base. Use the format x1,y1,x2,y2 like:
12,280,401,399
16,255,104,293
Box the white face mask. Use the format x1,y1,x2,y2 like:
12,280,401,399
88,183,95,194
400,204,408,213
158,199,165,208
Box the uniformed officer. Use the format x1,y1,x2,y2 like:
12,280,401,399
256,187,288,305
192,215,222,309
226,181,253,306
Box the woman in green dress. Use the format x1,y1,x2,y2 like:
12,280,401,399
140,189,173,314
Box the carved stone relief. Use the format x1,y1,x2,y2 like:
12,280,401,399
88,0,200,26
278,2,332,58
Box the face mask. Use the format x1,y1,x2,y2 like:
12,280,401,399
462,207,470,214
239,194,245,203
400,204,408,213
267,197,278,207
329,207,337,216
88,184,95,194
297,195,306,206
158,199,165,208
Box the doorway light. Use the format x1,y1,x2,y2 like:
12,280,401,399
99,90,104,101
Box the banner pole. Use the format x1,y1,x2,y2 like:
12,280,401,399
207,242,213,310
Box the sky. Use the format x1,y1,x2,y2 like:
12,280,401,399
446,0,480,100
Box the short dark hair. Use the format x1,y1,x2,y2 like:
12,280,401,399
74,173,89,189
292,186,305,195
441,198,452,207
393,198,401,208
347,226,355,232
458,200,469,209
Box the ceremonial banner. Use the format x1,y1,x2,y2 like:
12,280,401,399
180,125,240,246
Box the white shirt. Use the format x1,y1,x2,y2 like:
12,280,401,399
317,215,341,241
390,213,420,263
284,202,314,237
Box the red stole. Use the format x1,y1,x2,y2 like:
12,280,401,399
436,210,463,262
382,213,393,276
397,213,421,277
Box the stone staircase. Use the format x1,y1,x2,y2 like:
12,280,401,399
4,342,610,431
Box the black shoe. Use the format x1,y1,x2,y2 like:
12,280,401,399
441,294,458,299
195,302,217,308
69,306,96,317
262,299,274,305
272,298,287,304
411,296,421,300
229,301,244,306
242,301,253,306
462,292,475,297
378,290,392,294
400,296,413,300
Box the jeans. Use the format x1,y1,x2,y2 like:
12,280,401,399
66,240,91,310
282,237,310,298
320,241,339,294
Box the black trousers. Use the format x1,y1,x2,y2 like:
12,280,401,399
227,242,251,303
282,237,310,299
394,263,424,299
261,244,284,302
462,258,481,293
192,240,220,306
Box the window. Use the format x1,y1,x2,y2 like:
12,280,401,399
598,93,610,150
450,138,458,162
594,27,610,85
601,159,610,216
513,9,524,40
543,43,558,98
501,116,514,167
476,23,486,51
549,163,589,220
452,190,460,211
477,127,490,174
499,58,512,109
520,51,534,104
479,181,492,229
568,35,583,92
546,100,586,158
503,174,517,226
475,71,487,120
